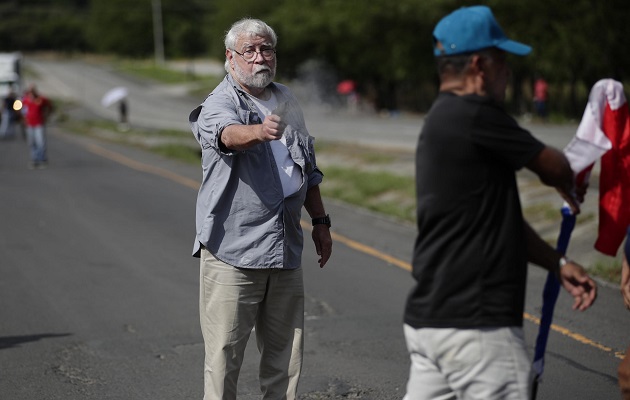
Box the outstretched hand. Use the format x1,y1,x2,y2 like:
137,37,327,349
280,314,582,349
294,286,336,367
559,260,597,311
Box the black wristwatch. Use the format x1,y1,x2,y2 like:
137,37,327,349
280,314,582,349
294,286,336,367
312,214,331,228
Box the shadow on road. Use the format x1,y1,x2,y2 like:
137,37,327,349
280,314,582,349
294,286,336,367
0,333,72,350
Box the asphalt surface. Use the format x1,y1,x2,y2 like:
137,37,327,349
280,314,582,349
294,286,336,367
0,128,416,399
0,56,627,399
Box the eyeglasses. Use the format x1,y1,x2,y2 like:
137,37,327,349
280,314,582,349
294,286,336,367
232,48,276,62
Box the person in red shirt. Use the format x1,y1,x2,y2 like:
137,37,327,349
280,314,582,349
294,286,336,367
534,76,549,120
22,84,52,168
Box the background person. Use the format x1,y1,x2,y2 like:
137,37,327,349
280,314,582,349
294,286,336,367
188,18,332,400
118,98,129,131
533,75,549,120
403,6,597,400
22,84,52,168
0,88,19,139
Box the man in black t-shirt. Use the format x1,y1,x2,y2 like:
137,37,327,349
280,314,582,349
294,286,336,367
403,6,597,400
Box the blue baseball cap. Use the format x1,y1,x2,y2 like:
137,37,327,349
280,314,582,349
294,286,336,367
433,6,532,57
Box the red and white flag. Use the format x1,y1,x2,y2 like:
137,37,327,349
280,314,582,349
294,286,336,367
564,79,630,256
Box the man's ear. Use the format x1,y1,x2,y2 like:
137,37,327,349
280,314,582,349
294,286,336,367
225,49,234,68
467,54,487,96
468,54,483,74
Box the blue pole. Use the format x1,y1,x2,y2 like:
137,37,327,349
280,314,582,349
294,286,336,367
531,205,576,399
625,226,630,263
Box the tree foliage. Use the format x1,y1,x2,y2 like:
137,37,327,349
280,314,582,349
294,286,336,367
1,0,629,116
0,0,89,52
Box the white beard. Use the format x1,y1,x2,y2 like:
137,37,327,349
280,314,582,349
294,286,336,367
233,61,275,89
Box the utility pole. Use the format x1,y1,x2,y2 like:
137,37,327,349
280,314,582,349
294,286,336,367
152,0,165,66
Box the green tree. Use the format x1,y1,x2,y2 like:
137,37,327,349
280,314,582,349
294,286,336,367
86,0,213,59
0,0,89,52
203,0,280,61
269,0,457,111
87,0,154,57
491,0,630,116
161,0,213,59
3,0,630,116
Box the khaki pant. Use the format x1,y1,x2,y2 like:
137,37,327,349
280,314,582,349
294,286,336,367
403,325,532,400
199,249,304,400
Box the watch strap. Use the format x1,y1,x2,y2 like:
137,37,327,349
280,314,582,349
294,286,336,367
312,214,331,227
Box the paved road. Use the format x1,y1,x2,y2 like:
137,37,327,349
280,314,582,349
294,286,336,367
0,56,626,399
0,128,414,399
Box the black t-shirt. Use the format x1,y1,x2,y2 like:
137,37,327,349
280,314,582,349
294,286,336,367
404,92,545,328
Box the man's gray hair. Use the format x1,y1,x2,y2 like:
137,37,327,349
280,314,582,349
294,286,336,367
224,18,278,72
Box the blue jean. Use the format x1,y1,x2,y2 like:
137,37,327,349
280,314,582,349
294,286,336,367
26,124,47,163
403,325,532,400
0,109,15,138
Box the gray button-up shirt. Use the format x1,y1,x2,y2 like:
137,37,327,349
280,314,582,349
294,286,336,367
189,74,323,269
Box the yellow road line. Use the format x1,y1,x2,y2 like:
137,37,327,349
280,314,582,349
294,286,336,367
523,313,625,359
85,143,199,190
300,220,411,271
300,226,624,359
85,140,624,361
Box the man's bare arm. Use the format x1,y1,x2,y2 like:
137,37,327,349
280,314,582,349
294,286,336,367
221,114,284,151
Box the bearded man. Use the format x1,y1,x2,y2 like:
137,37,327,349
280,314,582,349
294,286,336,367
188,18,332,400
